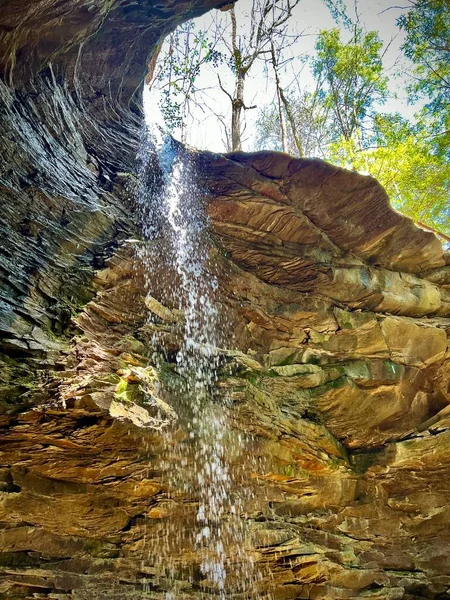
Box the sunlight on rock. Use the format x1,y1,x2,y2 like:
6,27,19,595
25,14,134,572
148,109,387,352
0,1,449,599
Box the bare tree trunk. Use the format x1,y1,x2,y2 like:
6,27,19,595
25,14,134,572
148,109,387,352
278,85,304,157
226,1,299,152
270,42,287,152
180,111,187,144
270,41,304,157
230,7,244,151
276,86,288,152
231,73,244,151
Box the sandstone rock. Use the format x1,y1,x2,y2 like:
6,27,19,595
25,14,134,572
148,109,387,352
0,1,450,598
381,316,447,368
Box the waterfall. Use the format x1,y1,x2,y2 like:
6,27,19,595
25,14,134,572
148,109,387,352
134,85,267,599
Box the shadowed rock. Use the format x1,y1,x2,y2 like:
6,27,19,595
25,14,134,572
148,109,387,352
1,2,450,599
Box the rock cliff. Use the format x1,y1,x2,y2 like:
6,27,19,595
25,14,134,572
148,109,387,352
1,2,450,599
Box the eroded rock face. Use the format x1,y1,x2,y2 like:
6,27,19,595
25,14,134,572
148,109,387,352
0,0,229,410
1,2,450,600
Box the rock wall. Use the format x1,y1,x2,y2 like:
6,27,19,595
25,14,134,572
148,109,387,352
1,2,450,599
0,0,228,409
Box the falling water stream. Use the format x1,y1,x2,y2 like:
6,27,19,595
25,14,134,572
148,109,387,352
135,87,267,599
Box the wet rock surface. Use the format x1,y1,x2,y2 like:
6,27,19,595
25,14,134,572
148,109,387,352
1,1,450,599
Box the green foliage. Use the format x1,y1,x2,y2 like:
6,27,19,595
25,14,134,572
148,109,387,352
255,27,389,154
327,114,450,237
398,0,450,156
155,22,223,134
154,7,448,239
312,27,389,142
254,15,448,239
321,0,353,29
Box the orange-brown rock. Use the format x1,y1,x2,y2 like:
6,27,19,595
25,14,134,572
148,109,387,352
1,2,450,600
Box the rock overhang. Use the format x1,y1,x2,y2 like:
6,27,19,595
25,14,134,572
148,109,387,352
1,1,450,599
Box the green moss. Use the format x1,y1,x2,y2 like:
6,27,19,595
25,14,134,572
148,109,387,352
334,307,376,331
382,360,404,379
237,371,262,387
114,378,143,405
309,330,331,344
342,361,371,379
0,353,45,414
284,464,294,477
115,335,148,356
303,353,322,365
305,376,348,399
272,351,299,367
115,378,128,395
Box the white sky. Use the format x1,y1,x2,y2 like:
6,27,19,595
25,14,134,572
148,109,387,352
146,0,418,153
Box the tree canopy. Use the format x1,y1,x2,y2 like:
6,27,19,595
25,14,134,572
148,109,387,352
312,27,389,142
327,114,450,236
151,0,449,240
398,0,450,157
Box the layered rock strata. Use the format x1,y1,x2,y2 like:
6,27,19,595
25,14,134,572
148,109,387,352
1,1,450,599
